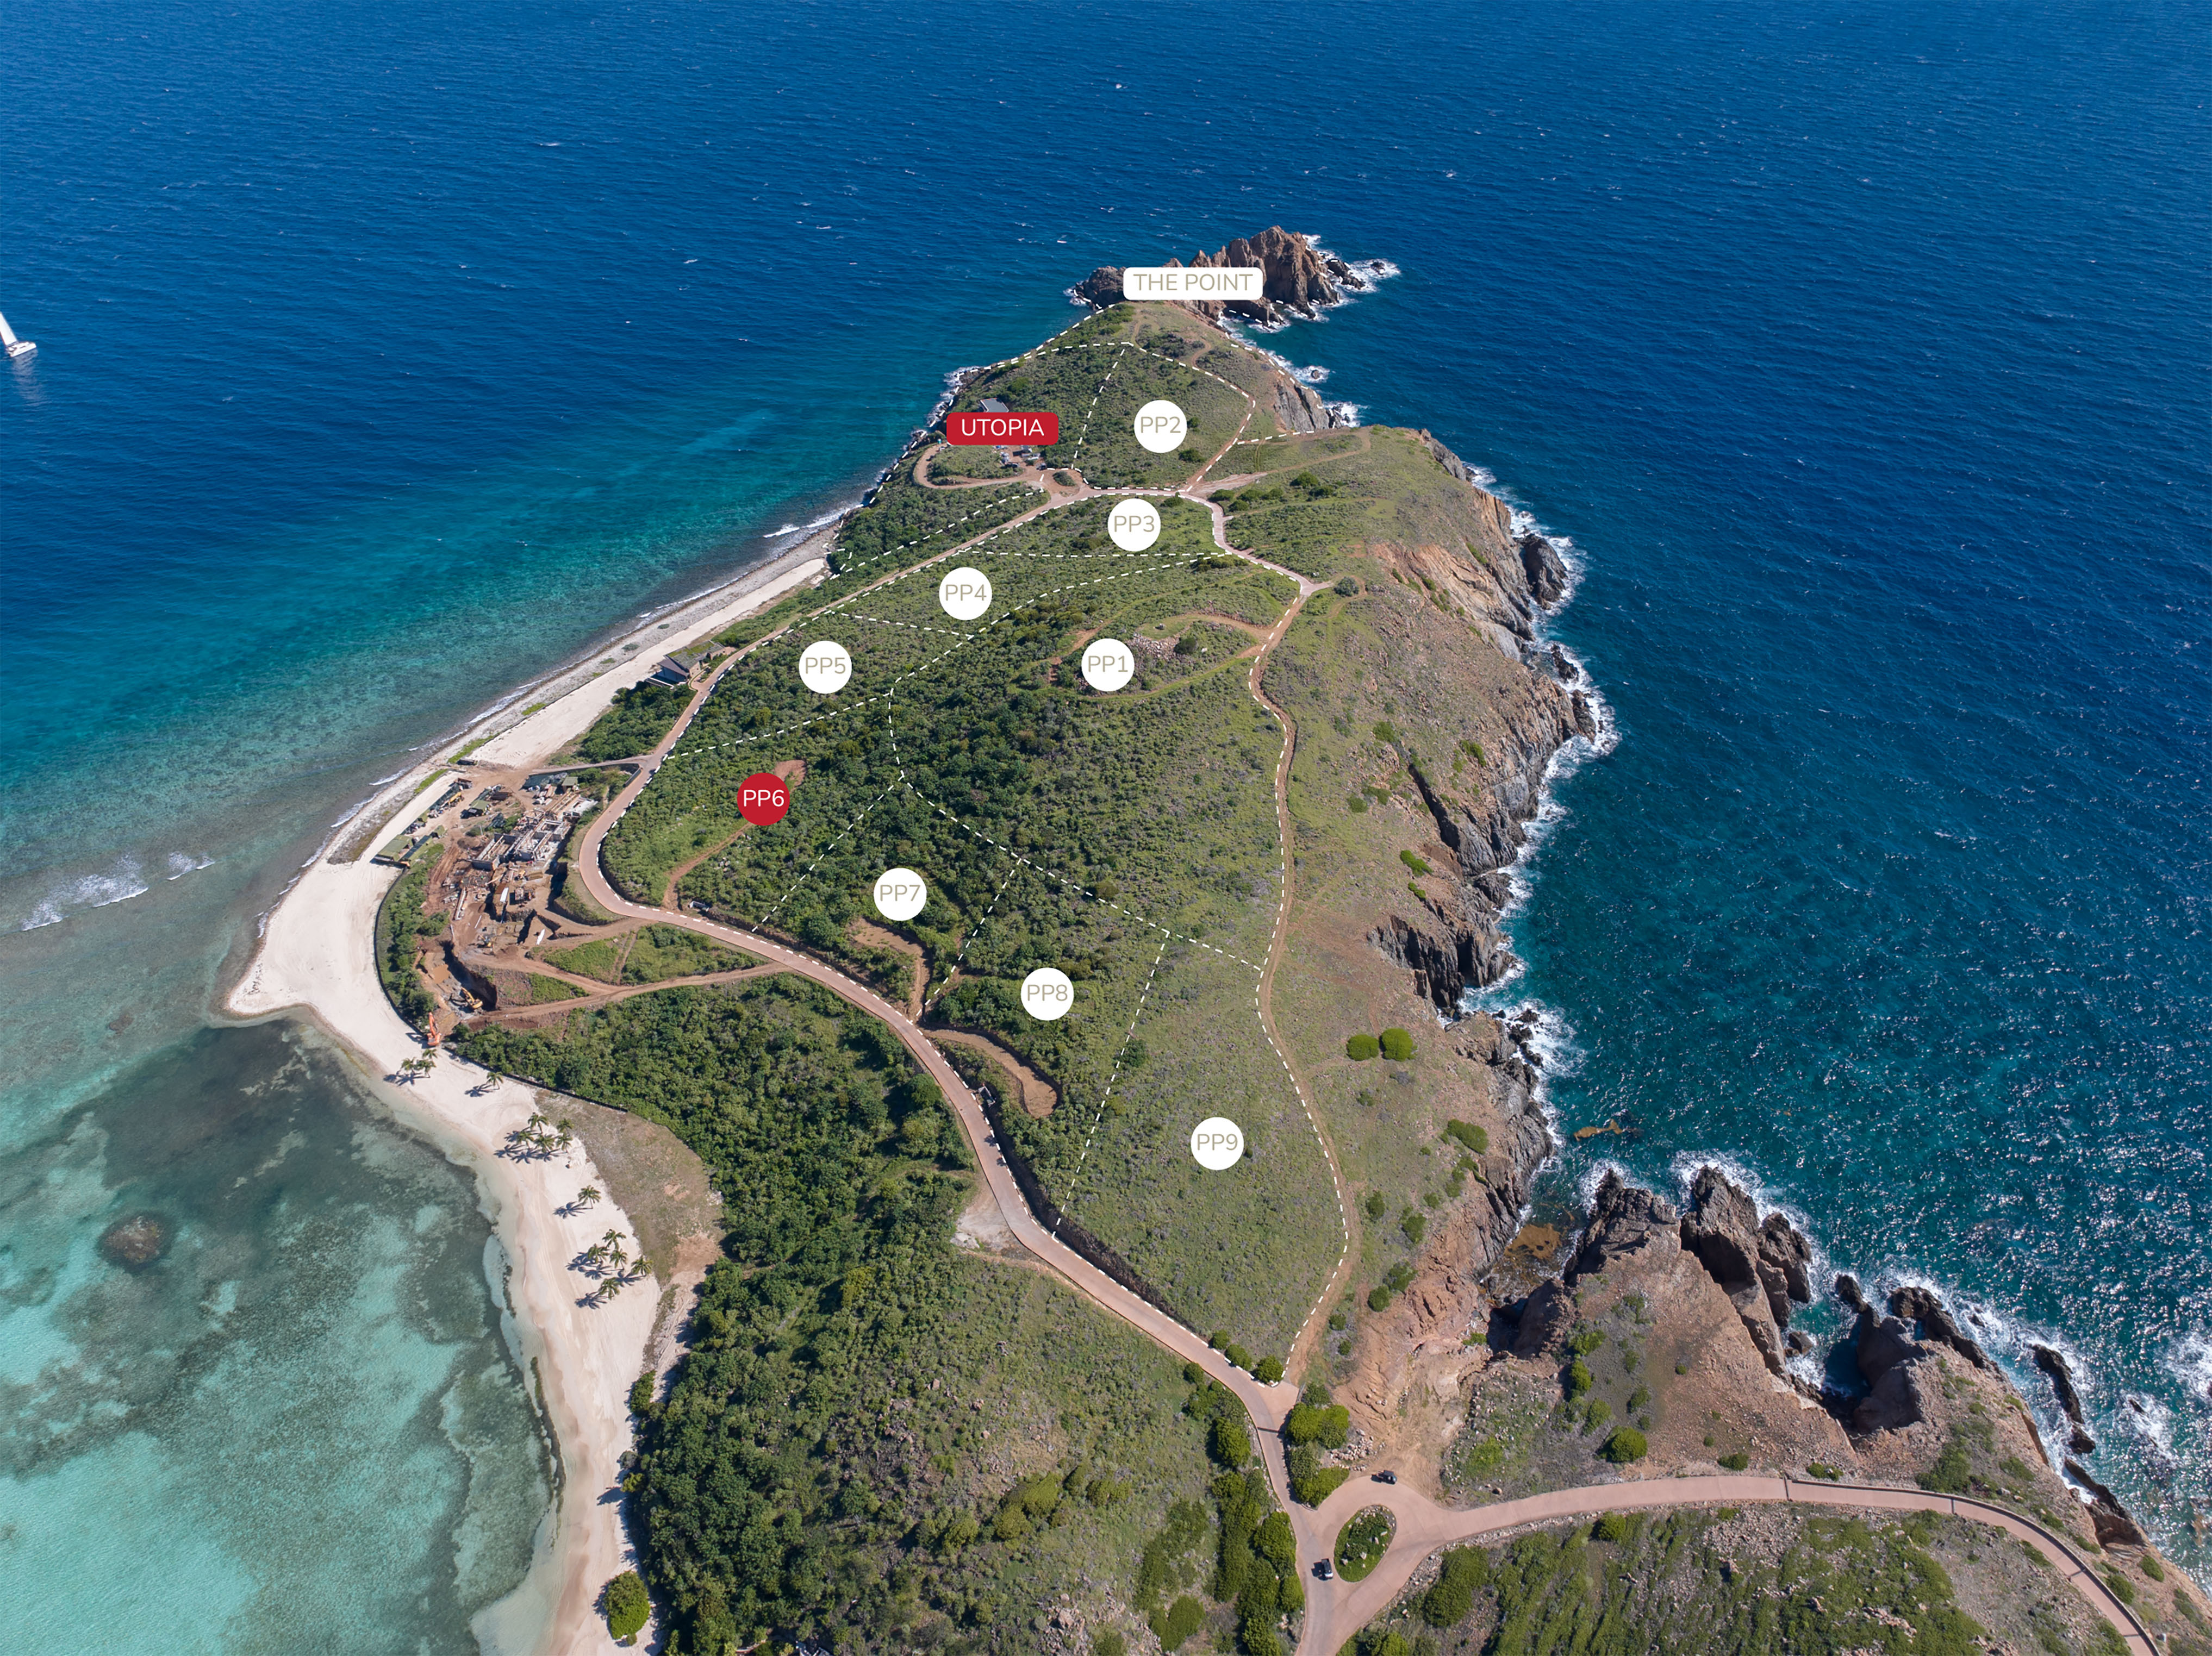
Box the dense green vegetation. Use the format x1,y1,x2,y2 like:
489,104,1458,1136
620,922,755,983
604,460,1339,1354
373,845,441,1028
944,308,1271,491
601,1571,651,1640
577,680,695,762
1362,1510,2019,1656
451,982,1224,1656
830,447,1035,580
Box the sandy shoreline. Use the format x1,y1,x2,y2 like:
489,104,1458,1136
225,538,830,1654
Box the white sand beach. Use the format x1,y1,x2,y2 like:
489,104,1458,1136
227,541,828,1654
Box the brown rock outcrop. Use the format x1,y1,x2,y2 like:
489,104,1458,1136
1890,1283,1996,1371
1070,227,1366,327
1566,1172,1680,1286
1677,1166,1816,1378
2033,1345,2097,1453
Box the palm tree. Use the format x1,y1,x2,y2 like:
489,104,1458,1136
576,1185,602,1209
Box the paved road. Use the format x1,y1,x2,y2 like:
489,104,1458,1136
538,349,2152,1656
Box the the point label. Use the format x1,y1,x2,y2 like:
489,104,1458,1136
939,567,993,621
1108,498,1162,551
1020,967,1075,1021
738,773,791,827
1122,266,1263,301
1191,1117,1244,1171
1081,640,1135,693
874,867,927,922
799,641,851,695
1134,400,1187,454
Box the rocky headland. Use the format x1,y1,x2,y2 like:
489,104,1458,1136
1072,224,1389,328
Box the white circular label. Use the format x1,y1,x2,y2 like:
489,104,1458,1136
1134,399,1188,454
938,566,993,621
1191,1116,1244,1171
1020,967,1075,1021
798,640,851,695
1107,498,1162,551
1080,639,1136,693
873,867,928,922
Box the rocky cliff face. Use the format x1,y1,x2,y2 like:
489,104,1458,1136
1070,226,1378,327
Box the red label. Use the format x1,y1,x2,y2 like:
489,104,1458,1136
738,773,791,827
945,410,1060,446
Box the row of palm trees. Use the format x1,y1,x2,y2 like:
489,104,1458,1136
504,1109,577,1161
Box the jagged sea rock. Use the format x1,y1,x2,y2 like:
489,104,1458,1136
1835,1272,1869,1313
1890,1284,1996,1371
1565,1172,1680,1286
1858,1315,1930,1387
2065,1459,2147,1547
98,1211,172,1271
1069,266,1124,310
2033,1345,2097,1453
1518,532,1569,606
1071,227,1352,326
1679,1167,1791,1373
1855,1354,1936,1432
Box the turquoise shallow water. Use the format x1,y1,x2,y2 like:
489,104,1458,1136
2,0,2206,1639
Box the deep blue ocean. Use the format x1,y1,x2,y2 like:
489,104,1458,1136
3,0,2205,1643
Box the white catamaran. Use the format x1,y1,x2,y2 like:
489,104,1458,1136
1,311,35,360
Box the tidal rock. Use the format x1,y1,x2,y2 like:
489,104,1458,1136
1069,267,1125,311
1566,1173,1680,1285
1834,1273,1869,1314
98,1211,172,1271
1273,375,1332,434
1511,1279,1578,1360
1760,1213,1816,1305
2032,1345,2097,1454
1855,1355,1934,1433
1890,1284,1996,1371
1188,226,1347,324
2065,1460,2147,1547
1679,1166,1808,1375
1858,1315,1930,1388
1518,533,1568,606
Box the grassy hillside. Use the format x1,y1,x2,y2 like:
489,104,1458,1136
454,981,1232,1656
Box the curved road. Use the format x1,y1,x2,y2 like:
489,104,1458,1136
543,351,2152,1656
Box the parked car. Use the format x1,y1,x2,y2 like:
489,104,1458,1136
1313,1560,1334,1580
1372,1470,1398,1485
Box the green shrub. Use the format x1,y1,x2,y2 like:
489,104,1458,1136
601,1571,651,1641
628,1374,655,1414
1363,1190,1387,1218
2141,1555,2166,1582
1569,1327,1606,1356
1600,1427,1649,1464
1581,1399,1613,1435
1419,1546,1490,1626
1400,849,1432,876
1806,1462,1842,1482
1402,1211,1426,1246
1379,1028,1415,1061
1253,1355,1285,1384
2104,1571,2136,1605
1210,1415,1252,1467
1285,1402,1352,1448
1442,1120,1489,1154
1718,1451,1750,1472
1334,576,1360,596
1347,1033,1380,1061
1565,1359,1594,1401
1368,1285,1393,1313
1224,1342,1253,1372
1095,1630,1127,1656
1288,1443,1353,1505
1152,1596,1205,1651
1592,1513,1637,1544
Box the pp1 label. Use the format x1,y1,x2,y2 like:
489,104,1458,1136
799,641,850,695
939,567,993,621
1081,640,1134,693
874,867,927,922
1021,967,1074,1021
738,773,791,827
1191,1116,1244,1171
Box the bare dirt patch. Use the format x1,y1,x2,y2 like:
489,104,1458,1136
932,1028,1059,1118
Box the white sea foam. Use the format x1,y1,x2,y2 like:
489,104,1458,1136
16,857,151,930
164,852,214,879
2166,1332,2212,1404
1324,401,1362,427
763,504,851,541
1293,364,1329,385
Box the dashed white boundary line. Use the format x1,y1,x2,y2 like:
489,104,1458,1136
627,310,1355,1360
1054,932,1172,1236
